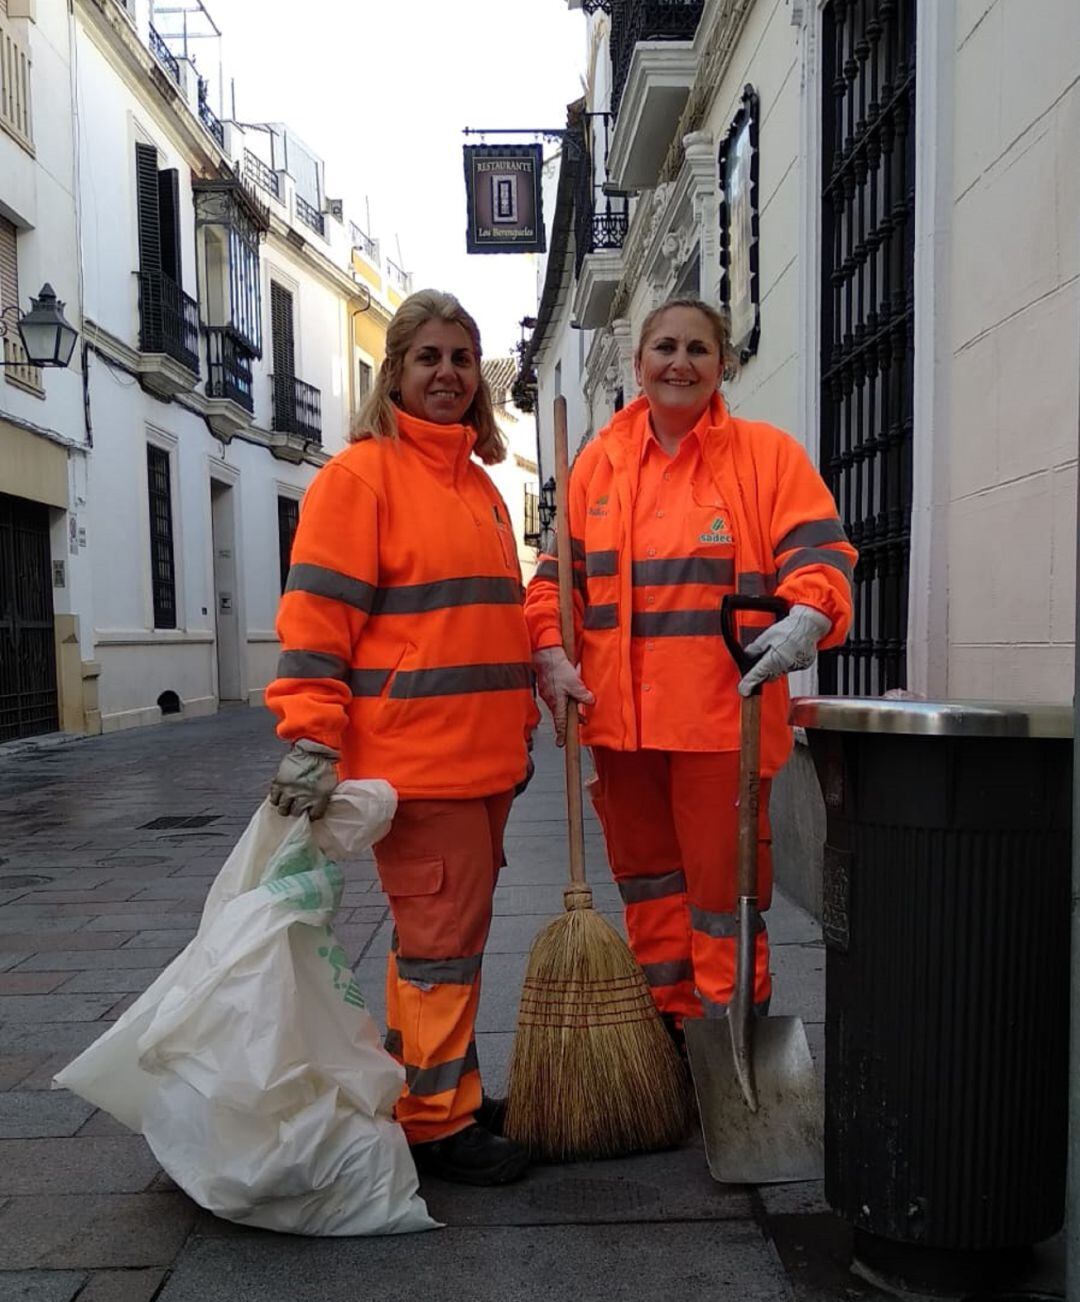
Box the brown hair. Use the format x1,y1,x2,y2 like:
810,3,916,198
634,296,739,381
349,288,505,465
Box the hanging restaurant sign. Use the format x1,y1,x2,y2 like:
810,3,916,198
463,144,546,255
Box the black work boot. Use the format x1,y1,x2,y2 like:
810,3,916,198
411,1123,528,1186
474,1094,507,1137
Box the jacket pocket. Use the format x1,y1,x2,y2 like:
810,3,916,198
378,855,444,897
494,519,518,571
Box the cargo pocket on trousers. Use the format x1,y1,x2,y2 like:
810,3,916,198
376,854,461,960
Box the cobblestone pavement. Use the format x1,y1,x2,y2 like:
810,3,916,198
0,706,1052,1301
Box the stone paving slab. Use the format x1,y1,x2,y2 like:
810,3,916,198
0,1271,88,1301
12,948,182,972
158,1221,792,1302
0,1192,197,1270
57,969,161,995
0,1137,161,1195
0,1091,96,1139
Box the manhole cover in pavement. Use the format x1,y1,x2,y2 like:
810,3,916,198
526,1177,661,1215
0,874,54,889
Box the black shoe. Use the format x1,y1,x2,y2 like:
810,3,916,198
475,1094,507,1136
411,1122,529,1186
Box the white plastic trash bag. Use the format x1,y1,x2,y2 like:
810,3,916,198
54,781,438,1236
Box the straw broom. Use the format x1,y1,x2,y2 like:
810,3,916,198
504,396,690,1161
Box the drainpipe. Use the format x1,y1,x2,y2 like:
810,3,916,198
1070,271,1080,1302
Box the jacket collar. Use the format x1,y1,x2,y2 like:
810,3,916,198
394,405,477,480
600,392,733,466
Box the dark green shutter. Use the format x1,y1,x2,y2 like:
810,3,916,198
157,168,182,285
135,143,162,273
146,446,177,630
270,282,295,432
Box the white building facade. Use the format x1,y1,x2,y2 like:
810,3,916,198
517,0,1080,910
0,0,404,740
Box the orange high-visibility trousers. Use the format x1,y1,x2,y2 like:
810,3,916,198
373,790,513,1144
589,748,772,1022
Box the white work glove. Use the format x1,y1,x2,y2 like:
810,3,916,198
269,738,341,819
737,605,832,697
533,646,595,748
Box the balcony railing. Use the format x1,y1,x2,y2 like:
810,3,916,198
197,81,224,148
386,258,411,292
148,25,180,84
350,222,379,262
294,194,325,238
271,374,322,444
243,149,281,202
610,0,704,116
0,9,32,151
206,328,253,413
575,202,629,274
137,270,199,374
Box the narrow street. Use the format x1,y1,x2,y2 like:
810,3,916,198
0,705,852,1302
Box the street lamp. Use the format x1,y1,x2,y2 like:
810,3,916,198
0,284,79,368
538,476,557,533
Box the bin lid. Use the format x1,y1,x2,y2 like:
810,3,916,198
789,696,1072,738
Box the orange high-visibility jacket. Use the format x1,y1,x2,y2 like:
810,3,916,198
524,395,856,776
266,408,539,800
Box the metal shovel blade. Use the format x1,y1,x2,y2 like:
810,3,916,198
684,1014,824,1185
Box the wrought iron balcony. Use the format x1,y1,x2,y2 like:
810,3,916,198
148,25,180,83
271,374,322,444
386,258,411,292
350,223,379,262
137,270,199,374
294,194,325,238
206,328,253,413
610,0,704,116
243,149,281,202
575,203,629,275
197,80,224,148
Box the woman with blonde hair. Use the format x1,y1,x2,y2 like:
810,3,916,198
266,289,537,1186
525,296,855,1052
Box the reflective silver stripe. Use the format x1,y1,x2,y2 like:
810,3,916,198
690,906,767,939
384,1028,403,1055
350,668,392,697
286,562,376,613
372,576,521,615
583,603,618,630
586,550,619,577
276,650,349,681
632,557,734,587
535,558,559,581
617,869,687,904
571,538,585,562
405,1041,480,1097
700,996,771,1018
642,958,694,987
777,546,855,584
396,953,483,985
738,571,778,597
390,662,532,699
739,624,764,648
775,519,848,554
631,610,722,638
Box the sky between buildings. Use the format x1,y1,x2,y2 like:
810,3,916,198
202,0,586,364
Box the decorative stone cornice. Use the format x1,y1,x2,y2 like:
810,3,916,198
657,0,755,184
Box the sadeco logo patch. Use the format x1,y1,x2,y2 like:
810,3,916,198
699,515,734,545
589,494,609,518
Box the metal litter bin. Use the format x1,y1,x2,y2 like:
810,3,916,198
790,698,1071,1296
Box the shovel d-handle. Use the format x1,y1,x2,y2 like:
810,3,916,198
719,593,790,691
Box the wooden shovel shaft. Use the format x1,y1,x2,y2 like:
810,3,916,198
554,396,587,888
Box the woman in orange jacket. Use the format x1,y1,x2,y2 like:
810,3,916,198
524,296,855,1050
265,289,538,1186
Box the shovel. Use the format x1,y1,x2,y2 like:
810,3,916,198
683,592,824,1185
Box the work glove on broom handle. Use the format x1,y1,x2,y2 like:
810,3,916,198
533,647,595,748
269,738,341,820
737,604,832,697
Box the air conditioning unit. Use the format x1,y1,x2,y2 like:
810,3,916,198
325,198,344,222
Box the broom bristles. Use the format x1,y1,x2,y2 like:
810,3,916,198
504,906,691,1161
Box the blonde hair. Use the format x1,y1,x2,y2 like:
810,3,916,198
350,289,505,465
635,296,739,381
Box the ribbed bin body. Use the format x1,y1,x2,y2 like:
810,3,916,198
805,725,1070,1252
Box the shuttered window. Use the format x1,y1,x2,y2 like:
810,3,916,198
0,216,40,390
158,168,182,284
135,143,162,274
277,495,300,593
357,358,373,403
270,282,296,433
147,445,177,629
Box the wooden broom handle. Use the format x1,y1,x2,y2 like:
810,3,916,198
553,396,587,889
